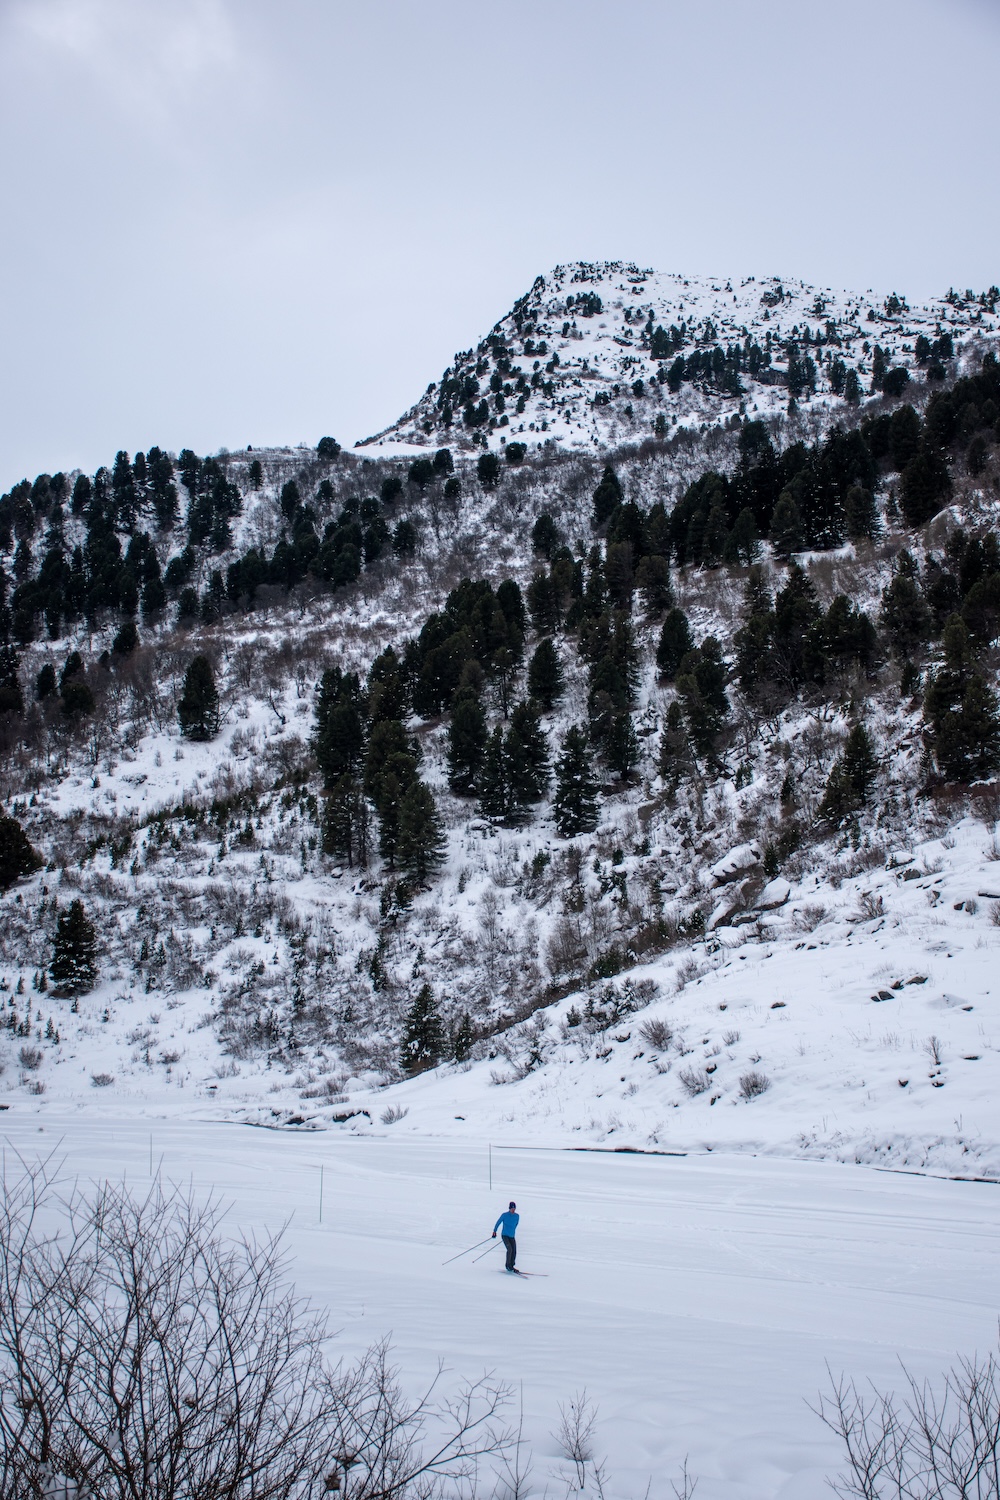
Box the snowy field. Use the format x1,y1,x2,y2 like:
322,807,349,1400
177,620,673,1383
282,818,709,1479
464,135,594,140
5,1115,999,1500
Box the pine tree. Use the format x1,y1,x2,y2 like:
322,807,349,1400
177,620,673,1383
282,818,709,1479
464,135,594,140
506,700,550,809
819,724,878,822
552,726,599,837
656,608,694,679
50,899,97,996
722,507,760,567
315,668,366,787
769,492,804,557
924,615,1000,782
177,655,220,740
396,780,446,883
844,485,879,541
900,449,952,526
452,1011,474,1062
0,813,41,892
658,700,691,796
478,727,513,822
527,637,564,710
400,984,444,1074
605,713,639,779
591,465,623,528
447,688,487,795
634,555,672,615
322,775,369,867
0,646,24,716
531,513,559,559
677,638,729,762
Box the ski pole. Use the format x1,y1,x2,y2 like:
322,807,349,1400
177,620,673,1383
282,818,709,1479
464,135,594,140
472,1240,500,1263
441,1236,493,1267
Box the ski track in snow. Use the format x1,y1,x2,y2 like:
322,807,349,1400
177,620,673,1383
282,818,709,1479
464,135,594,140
5,1118,999,1500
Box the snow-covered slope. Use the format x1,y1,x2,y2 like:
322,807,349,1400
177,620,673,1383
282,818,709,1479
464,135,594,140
359,262,1000,454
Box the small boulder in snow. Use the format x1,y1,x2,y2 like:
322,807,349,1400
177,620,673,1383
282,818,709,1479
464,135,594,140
711,841,762,885
756,878,790,911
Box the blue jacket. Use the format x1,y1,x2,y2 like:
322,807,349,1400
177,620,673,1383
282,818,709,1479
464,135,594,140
494,1211,519,1237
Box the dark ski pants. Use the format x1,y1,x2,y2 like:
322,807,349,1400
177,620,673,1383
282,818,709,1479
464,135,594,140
502,1234,517,1271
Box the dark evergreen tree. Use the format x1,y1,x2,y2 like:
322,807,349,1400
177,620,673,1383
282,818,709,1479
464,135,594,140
769,492,804,557
658,700,691,796
605,713,639,780
843,485,879,541
677,638,729,762
374,751,418,867
819,724,878,822
527,637,564,709
506,700,550,808
35,663,56,700
880,556,932,656
397,780,447,882
656,608,694,679
177,655,220,740
900,449,952,526
552,726,599,837
400,983,444,1074
635,555,672,615
478,727,512,822
322,775,369,867
924,615,1000,782
531,513,559,559
889,405,921,471
0,646,24,716
527,570,562,634
50,898,97,995
477,452,501,490
317,436,341,459
722,507,760,567
315,668,366,788
0,812,41,891
591,465,623,528
447,688,487,795
452,1011,474,1062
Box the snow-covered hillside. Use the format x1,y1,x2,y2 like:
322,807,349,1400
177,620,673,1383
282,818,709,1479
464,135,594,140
2,261,1000,1196
360,262,1000,454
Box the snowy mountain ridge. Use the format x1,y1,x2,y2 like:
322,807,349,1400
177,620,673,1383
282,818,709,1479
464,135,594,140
360,261,1000,454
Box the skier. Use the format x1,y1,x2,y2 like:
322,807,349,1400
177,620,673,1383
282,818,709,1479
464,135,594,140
492,1200,520,1272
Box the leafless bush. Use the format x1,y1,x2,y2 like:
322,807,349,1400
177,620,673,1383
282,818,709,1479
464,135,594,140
89,1073,114,1088
554,1389,597,1490
924,1035,944,1067
816,1345,1000,1500
678,1066,710,1097
985,830,1000,862
739,1070,772,1100
0,1157,513,1500
794,903,828,933
17,1047,42,1072
722,1029,741,1046
380,1104,409,1125
638,1017,673,1051
991,901,1000,929
856,892,885,921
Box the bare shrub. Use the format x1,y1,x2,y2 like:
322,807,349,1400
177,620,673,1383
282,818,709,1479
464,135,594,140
554,1388,597,1489
924,1035,944,1067
856,891,885,921
638,1017,673,1051
380,1104,409,1125
17,1047,42,1072
816,1345,1000,1500
739,1070,772,1100
0,1159,513,1499
794,904,828,933
722,1029,741,1046
991,901,1000,929
678,1066,710,1097
89,1073,114,1088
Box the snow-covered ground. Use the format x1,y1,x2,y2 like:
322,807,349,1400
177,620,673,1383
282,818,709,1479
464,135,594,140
4,1116,998,1500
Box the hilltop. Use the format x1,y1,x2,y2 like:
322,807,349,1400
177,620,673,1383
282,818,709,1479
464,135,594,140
359,261,1000,454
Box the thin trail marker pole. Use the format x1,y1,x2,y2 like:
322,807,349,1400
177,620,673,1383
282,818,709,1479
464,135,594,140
489,1143,492,1192
319,1164,324,1225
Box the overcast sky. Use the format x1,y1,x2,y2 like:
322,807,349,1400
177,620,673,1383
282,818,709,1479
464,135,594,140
1,0,998,489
